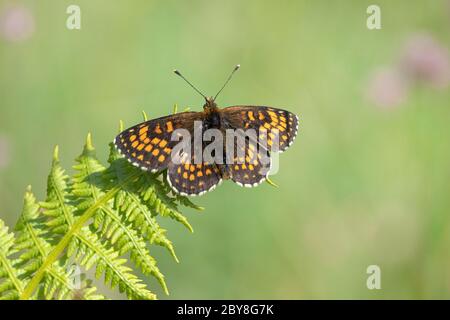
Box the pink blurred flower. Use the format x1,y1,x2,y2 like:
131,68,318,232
0,135,11,169
366,67,409,109
0,5,34,43
399,34,450,89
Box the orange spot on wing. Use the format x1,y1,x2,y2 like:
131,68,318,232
145,144,153,152
270,116,279,124
159,140,167,148
151,137,161,145
139,126,148,135
248,111,255,121
130,135,137,142
137,143,145,151
137,154,144,161
166,121,174,132
132,141,139,148
152,149,160,156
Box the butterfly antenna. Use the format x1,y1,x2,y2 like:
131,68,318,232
173,69,207,100
214,64,240,100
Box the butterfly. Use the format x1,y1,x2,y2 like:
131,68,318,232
114,65,299,196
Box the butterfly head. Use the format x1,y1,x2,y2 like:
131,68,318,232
203,96,218,111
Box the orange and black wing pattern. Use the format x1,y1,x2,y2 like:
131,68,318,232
114,112,203,172
220,106,299,152
225,137,271,187
167,153,222,196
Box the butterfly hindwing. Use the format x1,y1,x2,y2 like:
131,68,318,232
114,112,203,172
220,106,299,152
167,152,222,196
225,137,271,187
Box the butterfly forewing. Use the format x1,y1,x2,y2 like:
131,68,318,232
114,112,203,172
220,106,299,152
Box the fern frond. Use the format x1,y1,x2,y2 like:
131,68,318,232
0,219,25,300
6,116,203,300
106,143,179,258
13,188,93,300
69,135,166,295
69,227,156,300
138,173,194,232
40,146,75,235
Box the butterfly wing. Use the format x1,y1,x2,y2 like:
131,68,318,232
167,152,223,196
222,138,271,187
220,106,299,152
114,112,203,172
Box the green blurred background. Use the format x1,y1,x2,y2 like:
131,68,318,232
1,0,450,299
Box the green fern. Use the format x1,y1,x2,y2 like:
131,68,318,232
0,219,25,299
0,115,202,300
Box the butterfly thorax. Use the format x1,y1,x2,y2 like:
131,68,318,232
203,97,222,130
